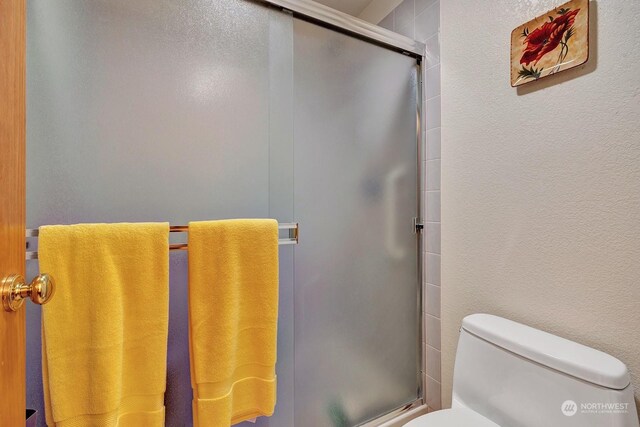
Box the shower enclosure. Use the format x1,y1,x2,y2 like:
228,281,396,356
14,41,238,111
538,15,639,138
25,0,425,425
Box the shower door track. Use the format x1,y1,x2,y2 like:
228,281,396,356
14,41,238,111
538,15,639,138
256,0,427,424
262,0,425,58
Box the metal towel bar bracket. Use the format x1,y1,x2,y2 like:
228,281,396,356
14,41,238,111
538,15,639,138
25,222,299,260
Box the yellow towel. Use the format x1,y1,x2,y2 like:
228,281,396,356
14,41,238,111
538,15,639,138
39,223,170,427
188,219,279,427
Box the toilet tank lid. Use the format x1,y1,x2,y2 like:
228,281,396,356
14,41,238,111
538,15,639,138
461,314,630,390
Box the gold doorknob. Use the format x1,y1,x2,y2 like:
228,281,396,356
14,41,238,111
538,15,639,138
1,274,55,312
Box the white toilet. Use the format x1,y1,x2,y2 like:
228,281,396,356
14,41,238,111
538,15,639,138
407,314,639,427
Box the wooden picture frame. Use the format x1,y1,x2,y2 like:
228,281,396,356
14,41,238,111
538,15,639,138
511,0,589,87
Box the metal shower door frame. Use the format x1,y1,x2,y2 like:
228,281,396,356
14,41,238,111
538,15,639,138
262,0,425,57
256,0,427,424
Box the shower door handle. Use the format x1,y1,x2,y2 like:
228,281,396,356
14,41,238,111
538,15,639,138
384,165,408,260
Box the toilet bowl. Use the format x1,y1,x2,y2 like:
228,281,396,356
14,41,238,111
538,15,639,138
406,314,639,427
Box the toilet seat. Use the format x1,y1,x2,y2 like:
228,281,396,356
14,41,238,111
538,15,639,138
404,408,501,427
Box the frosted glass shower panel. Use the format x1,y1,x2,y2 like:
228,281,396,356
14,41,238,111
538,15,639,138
26,1,294,426
27,0,275,225
293,19,420,427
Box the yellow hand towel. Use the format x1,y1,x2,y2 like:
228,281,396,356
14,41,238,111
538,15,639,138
188,219,279,427
39,223,169,427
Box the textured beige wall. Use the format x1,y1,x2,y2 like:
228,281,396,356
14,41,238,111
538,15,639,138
358,0,403,23
440,0,640,416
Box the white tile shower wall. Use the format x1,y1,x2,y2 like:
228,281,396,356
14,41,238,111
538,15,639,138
378,0,441,411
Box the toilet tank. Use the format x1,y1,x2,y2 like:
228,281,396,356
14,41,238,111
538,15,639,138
452,314,639,427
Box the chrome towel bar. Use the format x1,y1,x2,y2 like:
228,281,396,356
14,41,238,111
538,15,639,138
25,222,299,260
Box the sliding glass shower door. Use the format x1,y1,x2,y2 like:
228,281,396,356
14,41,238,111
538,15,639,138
26,1,297,425
26,1,420,425
292,19,420,426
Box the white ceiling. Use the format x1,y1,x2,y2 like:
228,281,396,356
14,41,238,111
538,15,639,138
314,0,373,16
